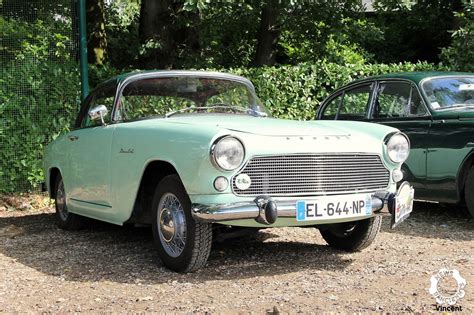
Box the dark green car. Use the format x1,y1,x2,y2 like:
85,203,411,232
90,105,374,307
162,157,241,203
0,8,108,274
317,72,474,216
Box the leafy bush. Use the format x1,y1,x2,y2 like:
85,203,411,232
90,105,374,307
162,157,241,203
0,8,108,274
1,60,445,192
440,1,474,71
0,60,80,192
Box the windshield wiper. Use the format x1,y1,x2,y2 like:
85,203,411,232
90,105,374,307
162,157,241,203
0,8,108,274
165,105,268,118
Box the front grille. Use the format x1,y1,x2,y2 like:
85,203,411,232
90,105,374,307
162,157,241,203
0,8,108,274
232,154,390,196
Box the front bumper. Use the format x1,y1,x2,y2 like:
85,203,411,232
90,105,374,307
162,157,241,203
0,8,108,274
191,182,414,228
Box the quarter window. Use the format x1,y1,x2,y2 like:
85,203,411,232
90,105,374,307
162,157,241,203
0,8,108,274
320,94,342,119
373,82,427,118
321,84,372,120
341,85,371,119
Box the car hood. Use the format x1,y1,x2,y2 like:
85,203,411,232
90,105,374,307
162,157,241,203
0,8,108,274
164,114,386,137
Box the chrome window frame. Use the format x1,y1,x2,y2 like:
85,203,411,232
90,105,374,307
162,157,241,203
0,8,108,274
111,71,260,123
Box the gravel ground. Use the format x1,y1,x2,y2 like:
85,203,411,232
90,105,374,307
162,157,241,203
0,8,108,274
0,200,473,313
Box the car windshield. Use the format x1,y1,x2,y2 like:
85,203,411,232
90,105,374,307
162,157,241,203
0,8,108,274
422,76,474,110
116,75,268,121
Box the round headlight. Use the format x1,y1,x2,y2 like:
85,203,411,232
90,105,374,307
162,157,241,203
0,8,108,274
387,133,410,163
211,136,245,171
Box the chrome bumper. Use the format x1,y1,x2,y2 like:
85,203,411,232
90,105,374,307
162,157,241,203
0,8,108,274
192,192,392,225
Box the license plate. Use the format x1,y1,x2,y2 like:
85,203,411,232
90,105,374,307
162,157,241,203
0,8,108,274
296,194,372,221
391,182,414,228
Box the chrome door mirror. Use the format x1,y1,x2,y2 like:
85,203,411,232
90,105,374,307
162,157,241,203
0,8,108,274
88,105,108,125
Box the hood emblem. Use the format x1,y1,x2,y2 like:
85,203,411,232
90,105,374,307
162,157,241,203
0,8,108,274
119,148,134,154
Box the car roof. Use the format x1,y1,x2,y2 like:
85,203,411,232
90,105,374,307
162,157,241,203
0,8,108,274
353,71,474,85
97,70,252,88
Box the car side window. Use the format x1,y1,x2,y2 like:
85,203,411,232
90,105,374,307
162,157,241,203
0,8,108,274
80,85,116,128
320,84,372,120
373,82,428,118
339,84,371,119
320,94,343,119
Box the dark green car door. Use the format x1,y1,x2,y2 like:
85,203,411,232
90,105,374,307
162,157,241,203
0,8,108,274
369,80,432,197
426,118,474,202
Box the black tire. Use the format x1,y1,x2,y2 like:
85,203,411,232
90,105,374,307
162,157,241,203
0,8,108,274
151,175,212,272
464,167,474,217
319,216,382,252
54,175,84,230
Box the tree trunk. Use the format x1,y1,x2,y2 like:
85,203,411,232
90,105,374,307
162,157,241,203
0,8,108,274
86,0,108,65
139,0,175,68
138,0,201,69
254,0,281,66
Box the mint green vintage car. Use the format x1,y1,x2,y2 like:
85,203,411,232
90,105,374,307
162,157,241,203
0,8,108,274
43,71,414,272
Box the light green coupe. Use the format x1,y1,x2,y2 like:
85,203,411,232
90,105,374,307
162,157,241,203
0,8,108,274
44,71,414,272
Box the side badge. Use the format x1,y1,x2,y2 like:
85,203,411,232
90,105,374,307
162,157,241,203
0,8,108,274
235,174,251,190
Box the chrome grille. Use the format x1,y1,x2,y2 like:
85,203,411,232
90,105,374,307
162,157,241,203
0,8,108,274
232,154,390,196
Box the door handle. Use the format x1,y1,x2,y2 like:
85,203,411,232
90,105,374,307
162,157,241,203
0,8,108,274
68,135,79,141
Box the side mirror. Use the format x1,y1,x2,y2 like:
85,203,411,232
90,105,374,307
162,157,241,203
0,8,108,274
88,105,108,125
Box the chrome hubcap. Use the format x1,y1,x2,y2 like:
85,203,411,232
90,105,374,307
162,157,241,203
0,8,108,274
157,193,187,257
56,180,68,221
159,208,175,242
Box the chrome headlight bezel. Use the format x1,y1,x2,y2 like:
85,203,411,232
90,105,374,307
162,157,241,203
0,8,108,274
385,132,410,164
210,136,245,171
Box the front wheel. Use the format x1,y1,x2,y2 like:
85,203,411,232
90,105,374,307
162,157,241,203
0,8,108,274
319,216,382,252
151,175,212,272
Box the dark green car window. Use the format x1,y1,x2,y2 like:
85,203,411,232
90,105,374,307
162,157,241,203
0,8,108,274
320,94,343,119
373,82,427,118
321,84,371,120
341,85,371,119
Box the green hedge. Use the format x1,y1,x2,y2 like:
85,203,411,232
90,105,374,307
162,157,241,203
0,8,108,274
0,60,80,192
1,61,446,192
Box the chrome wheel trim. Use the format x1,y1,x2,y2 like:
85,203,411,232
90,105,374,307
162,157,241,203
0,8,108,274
56,180,69,221
157,193,187,258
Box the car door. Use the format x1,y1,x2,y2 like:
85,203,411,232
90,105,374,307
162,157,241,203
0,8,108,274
370,80,432,195
66,83,117,219
426,119,471,202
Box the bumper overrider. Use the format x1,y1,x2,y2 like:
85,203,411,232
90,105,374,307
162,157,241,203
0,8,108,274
192,182,414,229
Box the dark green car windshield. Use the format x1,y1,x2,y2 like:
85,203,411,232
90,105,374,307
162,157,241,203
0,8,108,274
422,76,474,110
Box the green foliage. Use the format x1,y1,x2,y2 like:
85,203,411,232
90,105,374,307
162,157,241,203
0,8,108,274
440,1,474,71
368,0,461,63
0,60,80,192
0,16,73,65
105,0,141,68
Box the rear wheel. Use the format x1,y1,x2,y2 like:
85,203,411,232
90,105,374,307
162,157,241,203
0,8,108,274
463,167,474,217
319,216,382,251
54,175,85,230
151,175,212,272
